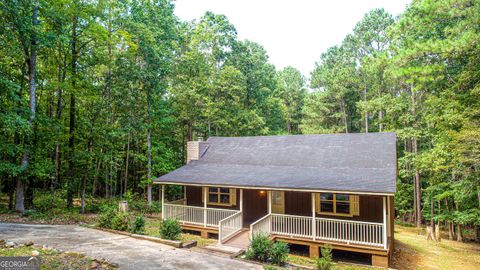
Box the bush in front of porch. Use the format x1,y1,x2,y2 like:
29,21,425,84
160,218,182,240
245,233,290,266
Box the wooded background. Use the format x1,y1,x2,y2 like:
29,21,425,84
0,0,479,239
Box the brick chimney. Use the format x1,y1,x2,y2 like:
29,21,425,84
186,138,203,163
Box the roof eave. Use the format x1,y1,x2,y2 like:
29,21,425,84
153,180,396,196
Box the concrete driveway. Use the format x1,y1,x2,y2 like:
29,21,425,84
0,223,261,270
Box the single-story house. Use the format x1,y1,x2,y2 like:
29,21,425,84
154,132,396,267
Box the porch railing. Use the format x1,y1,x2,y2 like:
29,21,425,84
272,214,313,238
251,213,385,248
163,203,204,226
219,211,243,243
206,208,239,227
249,214,272,239
316,217,384,247
163,203,239,228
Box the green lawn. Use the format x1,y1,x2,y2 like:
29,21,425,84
145,217,217,247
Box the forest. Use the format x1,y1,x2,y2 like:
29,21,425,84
0,0,479,240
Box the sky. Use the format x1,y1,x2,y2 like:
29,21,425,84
174,0,411,77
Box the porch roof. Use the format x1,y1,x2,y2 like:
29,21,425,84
155,132,397,195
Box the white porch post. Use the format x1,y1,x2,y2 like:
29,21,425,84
203,187,207,227
240,189,243,212
311,193,316,241
267,191,272,214
240,189,243,227
383,196,387,250
183,186,186,205
267,190,272,233
161,184,165,220
387,196,391,237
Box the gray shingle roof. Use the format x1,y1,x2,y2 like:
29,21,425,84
155,133,397,194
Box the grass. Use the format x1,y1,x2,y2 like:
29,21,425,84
0,246,117,269
285,225,480,270
392,225,480,270
144,217,217,247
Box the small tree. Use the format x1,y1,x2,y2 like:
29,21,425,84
315,245,334,270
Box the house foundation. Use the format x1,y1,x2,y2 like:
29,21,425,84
372,254,389,268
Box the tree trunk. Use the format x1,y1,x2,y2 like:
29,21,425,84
67,14,78,208
8,184,14,210
147,94,152,206
53,54,65,191
81,141,92,214
413,137,422,228
435,223,441,241
363,76,368,133
456,224,463,242
378,110,384,132
16,3,38,212
124,132,130,195
15,179,25,212
430,196,435,230
341,98,348,133
475,227,480,243
448,222,454,240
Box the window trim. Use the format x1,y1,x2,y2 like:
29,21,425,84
317,193,354,217
207,187,233,206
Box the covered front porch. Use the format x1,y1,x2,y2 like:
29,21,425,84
159,184,393,256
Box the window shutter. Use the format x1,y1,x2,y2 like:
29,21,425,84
201,187,205,203
350,195,360,216
230,188,237,206
315,193,321,213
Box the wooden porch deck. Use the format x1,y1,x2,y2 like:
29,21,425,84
223,230,250,249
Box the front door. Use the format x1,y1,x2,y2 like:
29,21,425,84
242,189,268,227
271,191,285,214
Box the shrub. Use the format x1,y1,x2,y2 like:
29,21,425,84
97,205,117,229
246,233,272,262
160,218,182,240
144,201,161,214
269,241,289,266
34,191,64,211
130,215,146,234
263,266,278,270
111,211,131,231
315,245,334,270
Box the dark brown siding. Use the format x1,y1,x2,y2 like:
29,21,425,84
185,186,240,210
242,189,268,226
284,191,311,216
316,195,383,223
281,191,383,223
185,186,203,207
185,187,383,224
